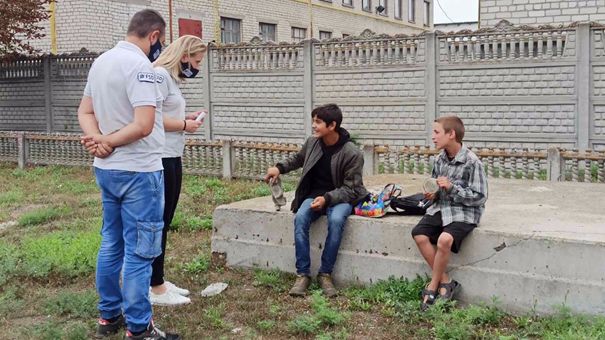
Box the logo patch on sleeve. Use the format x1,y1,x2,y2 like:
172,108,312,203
155,74,164,84
137,72,155,83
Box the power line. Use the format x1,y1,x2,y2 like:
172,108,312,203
435,0,455,23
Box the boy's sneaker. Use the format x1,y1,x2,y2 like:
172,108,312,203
165,281,190,296
150,290,191,306
95,314,124,338
125,321,180,340
288,275,311,297
317,273,338,298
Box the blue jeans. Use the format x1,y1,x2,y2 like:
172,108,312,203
294,198,352,276
94,168,164,333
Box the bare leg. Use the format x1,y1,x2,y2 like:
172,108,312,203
150,283,167,294
428,233,454,297
414,234,451,290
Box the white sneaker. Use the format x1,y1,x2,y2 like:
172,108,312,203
165,281,190,296
149,290,191,306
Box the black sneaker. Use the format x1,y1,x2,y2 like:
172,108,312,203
95,314,125,338
124,321,180,340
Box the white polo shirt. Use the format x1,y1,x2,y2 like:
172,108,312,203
83,41,164,172
154,66,186,158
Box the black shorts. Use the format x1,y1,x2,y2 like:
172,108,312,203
411,211,476,253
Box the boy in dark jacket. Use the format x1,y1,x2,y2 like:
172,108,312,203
265,104,368,298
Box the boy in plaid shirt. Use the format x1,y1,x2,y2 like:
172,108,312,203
411,116,488,311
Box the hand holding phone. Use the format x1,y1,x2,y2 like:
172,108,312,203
195,111,206,122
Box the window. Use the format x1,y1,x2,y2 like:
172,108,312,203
395,0,402,19
342,0,353,7
319,31,332,40
259,23,276,42
378,0,388,15
408,0,415,22
291,27,307,42
362,0,371,12
424,0,430,26
221,17,241,44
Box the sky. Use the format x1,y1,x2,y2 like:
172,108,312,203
433,0,479,24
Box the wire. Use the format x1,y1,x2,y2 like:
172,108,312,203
435,0,455,23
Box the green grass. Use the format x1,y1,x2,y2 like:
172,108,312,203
20,229,100,278
44,290,98,319
288,291,348,335
0,288,24,316
18,206,71,226
182,215,213,231
182,252,211,275
346,275,427,309
0,241,19,285
2,164,605,339
0,189,24,206
252,268,288,292
256,319,276,331
22,321,90,340
204,304,229,329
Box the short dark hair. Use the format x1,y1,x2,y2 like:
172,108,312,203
127,9,166,38
435,116,465,143
312,104,343,130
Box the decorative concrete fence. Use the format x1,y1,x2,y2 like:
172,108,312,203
3,21,605,151
1,132,604,183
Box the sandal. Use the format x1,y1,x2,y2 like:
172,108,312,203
420,287,438,312
438,280,460,301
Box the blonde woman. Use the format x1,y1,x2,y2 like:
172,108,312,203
150,35,206,306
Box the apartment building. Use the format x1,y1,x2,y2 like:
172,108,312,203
32,0,433,54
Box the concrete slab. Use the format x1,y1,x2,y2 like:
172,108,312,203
212,175,605,315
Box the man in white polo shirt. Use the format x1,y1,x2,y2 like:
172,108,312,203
77,9,179,340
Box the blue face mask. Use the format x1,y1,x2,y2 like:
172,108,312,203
179,62,199,78
148,39,162,62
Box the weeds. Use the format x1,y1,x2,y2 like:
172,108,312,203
288,291,348,335
182,215,213,231
0,241,19,285
0,288,24,316
205,304,229,329
345,275,427,308
22,321,89,340
256,319,275,331
44,290,98,318
20,229,100,278
252,268,288,292
0,189,24,206
18,206,71,226
182,252,210,274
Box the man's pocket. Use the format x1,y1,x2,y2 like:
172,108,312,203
135,221,164,259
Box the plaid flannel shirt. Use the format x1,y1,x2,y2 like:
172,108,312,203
426,145,488,225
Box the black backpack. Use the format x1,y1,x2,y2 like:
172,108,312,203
389,193,433,216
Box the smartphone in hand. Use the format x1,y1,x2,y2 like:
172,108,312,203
195,111,206,122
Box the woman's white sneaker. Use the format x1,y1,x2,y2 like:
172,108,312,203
165,281,190,296
149,290,191,306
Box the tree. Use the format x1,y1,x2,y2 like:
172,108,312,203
0,0,51,57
